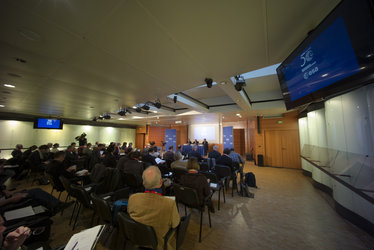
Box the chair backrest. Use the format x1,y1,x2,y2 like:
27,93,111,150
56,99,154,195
172,168,188,183
90,193,113,224
207,158,216,170
124,172,141,188
200,171,219,183
117,212,158,250
70,184,92,208
214,164,231,180
199,162,209,172
59,176,73,195
90,163,107,183
110,168,126,192
173,184,200,209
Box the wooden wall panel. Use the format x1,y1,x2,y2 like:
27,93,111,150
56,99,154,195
148,126,168,147
233,129,245,155
254,110,301,168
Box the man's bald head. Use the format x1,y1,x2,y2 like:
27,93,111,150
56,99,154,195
142,166,162,189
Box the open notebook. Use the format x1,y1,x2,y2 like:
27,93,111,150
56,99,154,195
65,225,105,250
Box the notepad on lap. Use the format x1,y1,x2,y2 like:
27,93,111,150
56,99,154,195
4,206,35,221
65,225,105,250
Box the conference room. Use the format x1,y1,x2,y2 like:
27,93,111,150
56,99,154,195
0,0,373,249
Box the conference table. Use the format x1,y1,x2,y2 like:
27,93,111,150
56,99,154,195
182,144,206,156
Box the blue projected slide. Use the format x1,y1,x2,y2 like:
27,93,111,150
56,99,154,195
283,17,359,101
37,118,61,129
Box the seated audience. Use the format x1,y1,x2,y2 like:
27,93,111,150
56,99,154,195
126,142,133,154
176,145,183,155
28,145,50,170
216,148,234,172
21,145,37,164
103,147,117,168
193,139,199,145
90,144,105,169
142,147,158,166
180,157,214,213
51,143,60,154
121,142,127,151
82,143,92,156
118,151,144,184
186,139,192,145
170,153,187,170
163,146,175,162
128,166,180,250
11,144,23,164
229,148,244,170
46,151,77,190
187,146,203,162
64,145,78,167
208,145,221,159
0,216,30,250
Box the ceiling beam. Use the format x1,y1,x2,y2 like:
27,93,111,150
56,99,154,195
168,93,209,112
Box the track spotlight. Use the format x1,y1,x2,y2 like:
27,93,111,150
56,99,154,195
153,99,162,109
135,107,142,113
98,116,104,120
205,78,213,88
141,104,150,111
92,117,97,122
173,95,177,103
117,108,127,116
103,114,111,119
234,75,246,91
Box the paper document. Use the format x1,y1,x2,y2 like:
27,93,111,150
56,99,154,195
164,196,175,201
65,225,104,250
155,158,165,164
33,205,47,214
4,206,35,221
210,183,218,188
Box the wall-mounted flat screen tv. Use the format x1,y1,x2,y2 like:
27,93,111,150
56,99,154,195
34,118,63,129
277,0,374,110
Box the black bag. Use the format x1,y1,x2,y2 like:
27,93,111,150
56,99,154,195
37,176,50,185
244,172,257,188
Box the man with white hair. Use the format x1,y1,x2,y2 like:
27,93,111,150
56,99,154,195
128,166,180,250
208,145,221,159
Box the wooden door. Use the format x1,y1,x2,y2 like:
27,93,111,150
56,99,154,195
264,130,283,167
281,130,300,168
264,130,301,168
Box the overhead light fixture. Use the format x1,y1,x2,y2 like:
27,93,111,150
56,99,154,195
173,95,177,103
153,99,162,109
135,107,142,113
103,114,111,119
98,116,104,120
234,75,246,91
175,120,182,124
141,104,150,111
117,108,127,116
118,118,125,120
4,84,15,88
205,78,213,88
92,117,97,122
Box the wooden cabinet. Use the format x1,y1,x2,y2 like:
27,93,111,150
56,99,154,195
264,130,301,168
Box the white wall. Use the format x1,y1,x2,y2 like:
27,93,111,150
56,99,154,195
298,83,374,224
0,120,135,158
188,123,220,144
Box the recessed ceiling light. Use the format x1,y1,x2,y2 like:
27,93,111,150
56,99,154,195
118,118,125,120
4,84,15,88
175,121,182,124
321,74,328,77
220,81,226,85
0,105,4,107
18,28,41,42
132,106,137,109
236,113,240,116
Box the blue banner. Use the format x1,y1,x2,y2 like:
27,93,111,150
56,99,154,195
223,126,233,150
165,129,177,151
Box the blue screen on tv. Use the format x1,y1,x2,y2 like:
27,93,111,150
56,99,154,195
283,17,359,101
36,118,61,129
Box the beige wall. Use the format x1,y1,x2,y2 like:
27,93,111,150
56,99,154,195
0,120,135,158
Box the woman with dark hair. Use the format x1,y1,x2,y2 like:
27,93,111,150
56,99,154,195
180,157,214,213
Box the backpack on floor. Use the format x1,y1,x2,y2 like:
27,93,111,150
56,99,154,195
240,182,255,198
244,172,257,188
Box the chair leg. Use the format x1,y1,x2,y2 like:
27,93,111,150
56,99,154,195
90,210,96,227
223,186,226,203
73,203,81,230
58,191,62,201
51,187,54,195
69,200,78,225
199,209,203,243
207,206,211,228
218,189,221,210
184,205,187,216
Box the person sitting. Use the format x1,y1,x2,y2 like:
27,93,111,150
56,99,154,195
180,158,214,213
176,145,183,155
51,143,60,154
28,145,50,170
64,145,78,167
0,216,30,250
46,151,77,190
187,146,203,162
121,142,127,151
20,145,37,164
126,142,133,154
103,147,117,168
142,147,158,166
186,139,192,145
229,148,244,170
82,143,92,156
11,144,23,164
193,139,199,145
128,166,180,250
118,151,144,184
216,148,234,172
208,145,221,160
170,152,187,170
163,146,175,162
